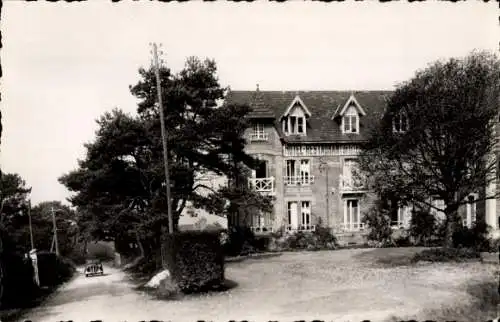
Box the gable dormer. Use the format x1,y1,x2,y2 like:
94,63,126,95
281,95,311,136
334,94,366,134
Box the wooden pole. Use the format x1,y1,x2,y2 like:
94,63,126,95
151,43,174,235
28,200,34,250
51,207,59,256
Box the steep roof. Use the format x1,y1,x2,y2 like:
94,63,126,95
225,90,392,143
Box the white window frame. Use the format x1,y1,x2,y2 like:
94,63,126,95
283,116,306,135
342,107,359,134
250,123,268,141
392,111,409,133
300,201,312,229
344,199,361,231
287,201,299,230
465,193,478,228
285,158,313,185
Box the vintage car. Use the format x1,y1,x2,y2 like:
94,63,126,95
84,260,104,277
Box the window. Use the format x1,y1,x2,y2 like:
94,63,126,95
285,159,313,185
393,111,409,133
465,194,477,228
342,107,359,134
283,116,306,135
287,201,299,230
300,201,312,230
344,199,362,231
287,200,314,231
297,117,304,134
250,123,268,141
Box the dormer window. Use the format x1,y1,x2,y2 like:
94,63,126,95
280,94,311,136
335,94,365,135
283,116,306,135
393,111,409,133
342,107,359,134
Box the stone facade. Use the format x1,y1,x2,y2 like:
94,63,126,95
226,89,500,243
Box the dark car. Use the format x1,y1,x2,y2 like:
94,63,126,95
84,260,104,277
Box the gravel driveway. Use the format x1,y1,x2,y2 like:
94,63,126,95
18,248,498,322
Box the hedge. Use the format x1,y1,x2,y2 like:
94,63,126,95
0,252,39,308
162,231,225,292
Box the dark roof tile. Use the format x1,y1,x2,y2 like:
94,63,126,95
225,90,392,143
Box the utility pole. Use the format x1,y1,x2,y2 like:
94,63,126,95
51,207,60,256
151,43,174,235
28,200,34,250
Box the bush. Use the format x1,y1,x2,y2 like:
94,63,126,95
86,241,116,262
0,252,39,309
409,209,437,246
362,202,393,244
412,247,480,263
223,227,256,256
452,221,490,252
163,231,224,293
276,223,337,251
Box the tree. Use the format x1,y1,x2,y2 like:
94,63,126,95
0,173,31,254
359,51,500,247
29,201,78,256
59,57,273,257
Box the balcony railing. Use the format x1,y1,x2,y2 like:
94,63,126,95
250,226,274,234
249,132,269,142
333,223,366,233
284,175,315,186
249,177,275,194
286,224,316,232
339,175,367,193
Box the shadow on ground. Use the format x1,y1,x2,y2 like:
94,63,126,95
353,247,429,267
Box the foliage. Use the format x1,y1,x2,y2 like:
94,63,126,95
59,57,273,257
362,199,393,245
0,252,39,309
277,225,337,251
359,51,500,247
411,247,480,263
452,221,490,252
408,209,438,246
86,241,116,262
222,226,257,256
163,231,224,292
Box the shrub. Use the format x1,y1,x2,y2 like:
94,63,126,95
0,252,39,309
412,247,480,263
223,227,256,256
452,221,490,252
86,241,116,262
362,202,393,244
409,209,437,246
163,231,225,292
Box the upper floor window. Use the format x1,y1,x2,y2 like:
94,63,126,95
393,111,409,133
283,116,306,135
250,123,268,141
342,107,359,134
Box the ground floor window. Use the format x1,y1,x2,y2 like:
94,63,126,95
391,205,412,228
287,200,314,231
343,199,362,231
464,194,477,228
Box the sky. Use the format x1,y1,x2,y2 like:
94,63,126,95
1,1,498,208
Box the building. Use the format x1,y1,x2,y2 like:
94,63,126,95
224,86,500,242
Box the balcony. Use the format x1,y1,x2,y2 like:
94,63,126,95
333,223,366,233
284,175,315,186
249,177,275,195
250,226,274,234
339,175,367,194
286,224,316,233
249,132,269,142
